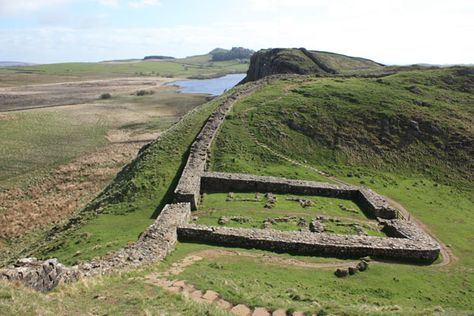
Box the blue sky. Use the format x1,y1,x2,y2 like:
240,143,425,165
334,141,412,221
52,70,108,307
0,0,473,64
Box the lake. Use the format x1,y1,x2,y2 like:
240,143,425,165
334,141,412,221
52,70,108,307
168,73,246,96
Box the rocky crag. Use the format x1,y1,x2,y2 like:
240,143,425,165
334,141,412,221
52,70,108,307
242,48,384,83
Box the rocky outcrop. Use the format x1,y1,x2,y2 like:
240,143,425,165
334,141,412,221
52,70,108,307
242,48,384,83
243,48,327,83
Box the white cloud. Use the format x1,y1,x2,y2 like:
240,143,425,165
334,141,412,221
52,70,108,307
127,0,160,9
0,0,71,15
98,0,120,8
0,0,472,64
248,0,328,10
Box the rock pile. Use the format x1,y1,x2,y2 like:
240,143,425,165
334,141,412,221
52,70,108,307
335,260,369,278
0,258,81,292
309,220,325,233
264,193,277,209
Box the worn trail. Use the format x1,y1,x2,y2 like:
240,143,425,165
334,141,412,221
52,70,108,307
146,249,354,315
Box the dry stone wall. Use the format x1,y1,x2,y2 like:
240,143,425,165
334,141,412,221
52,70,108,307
177,224,440,262
0,203,191,289
0,258,81,292
173,79,273,209
81,202,191,275
201,172,398,219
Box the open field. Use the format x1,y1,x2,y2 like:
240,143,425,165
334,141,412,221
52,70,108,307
0,54,248,87
0,76,211,257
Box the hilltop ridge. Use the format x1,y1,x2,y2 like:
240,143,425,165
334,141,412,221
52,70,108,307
242,48,384,82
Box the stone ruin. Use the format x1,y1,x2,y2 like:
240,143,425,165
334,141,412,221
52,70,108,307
0,75,440,292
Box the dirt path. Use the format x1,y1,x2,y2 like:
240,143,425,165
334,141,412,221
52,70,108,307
252,137,456,267
146,249,355,315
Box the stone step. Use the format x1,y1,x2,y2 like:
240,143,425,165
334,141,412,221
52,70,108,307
252,307,271,316
231,304,252,316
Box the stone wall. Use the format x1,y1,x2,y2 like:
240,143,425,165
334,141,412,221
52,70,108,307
0,203,191,289
356,189,398,219
201,172,397,219
173,80,272,210
178,224,440,263
81,202,191,275
0,258,81,292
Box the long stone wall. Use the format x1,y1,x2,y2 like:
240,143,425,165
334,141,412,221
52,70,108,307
173,80,272,210
0,258,81,292
81,202,191,275
0,203,191,290
177,224,440,263
201,172,398,219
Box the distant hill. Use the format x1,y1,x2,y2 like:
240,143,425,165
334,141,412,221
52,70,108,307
143,55,176,60
242,48,384,82
210,47,254,62
0,61,35,67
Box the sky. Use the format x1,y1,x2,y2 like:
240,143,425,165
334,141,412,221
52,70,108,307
0,0,473,65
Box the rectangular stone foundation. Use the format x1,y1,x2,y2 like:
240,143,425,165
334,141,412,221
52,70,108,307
201,172,398,219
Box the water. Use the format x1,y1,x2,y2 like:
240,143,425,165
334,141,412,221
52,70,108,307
168,73,246,96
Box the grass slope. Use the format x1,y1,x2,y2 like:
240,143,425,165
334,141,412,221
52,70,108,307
0,111,107,189
203,67,474,314
33,89,241,265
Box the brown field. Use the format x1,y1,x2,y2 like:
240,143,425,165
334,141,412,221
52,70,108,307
0,75,209,239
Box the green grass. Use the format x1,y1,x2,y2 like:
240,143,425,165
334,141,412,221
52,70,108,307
312,50,384,73
0,54,248,79
0,263,229,316
35,88,244,265
212,68,473,187
201,67,474,314
179,251,473,315
0,111,108,189
195,193,383,236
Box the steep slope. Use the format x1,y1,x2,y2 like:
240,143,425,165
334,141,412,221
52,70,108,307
243,48,384,82
216,67,474,186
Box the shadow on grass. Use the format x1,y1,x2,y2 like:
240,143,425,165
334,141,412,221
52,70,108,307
150,148,190,219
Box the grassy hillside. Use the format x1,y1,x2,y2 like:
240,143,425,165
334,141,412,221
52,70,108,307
312,50,384,73
203,67,474,314
222,68,473,186
27,89,244,265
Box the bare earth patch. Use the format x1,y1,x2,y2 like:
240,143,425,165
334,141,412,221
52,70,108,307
0,113,16,121
0,77,176,112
